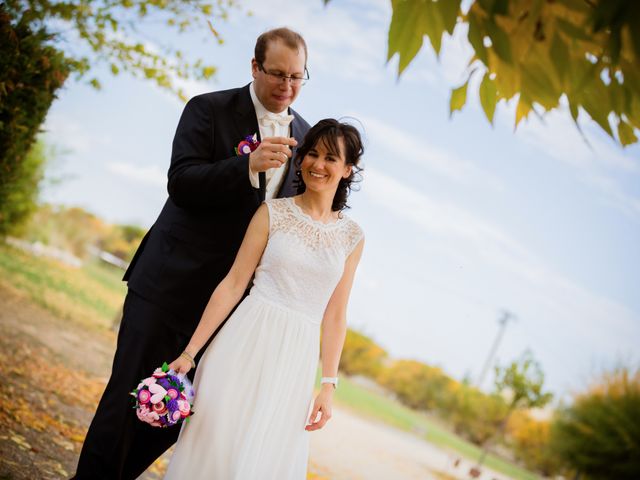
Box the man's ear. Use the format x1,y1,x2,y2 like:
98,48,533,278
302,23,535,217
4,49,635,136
251,58,258,79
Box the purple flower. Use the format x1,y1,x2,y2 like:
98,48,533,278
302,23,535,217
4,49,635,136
167,398,179,413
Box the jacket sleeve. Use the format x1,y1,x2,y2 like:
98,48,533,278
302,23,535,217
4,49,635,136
167,94,257,208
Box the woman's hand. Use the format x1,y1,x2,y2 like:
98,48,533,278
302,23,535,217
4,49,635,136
168,355,192,375
305,384,334,431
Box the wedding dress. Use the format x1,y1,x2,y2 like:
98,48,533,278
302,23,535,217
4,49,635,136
164,197,363,479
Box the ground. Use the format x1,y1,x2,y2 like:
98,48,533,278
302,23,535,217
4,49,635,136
0,283,514,480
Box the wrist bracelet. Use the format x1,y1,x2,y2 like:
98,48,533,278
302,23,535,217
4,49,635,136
180,351,196,369
320,377,338,389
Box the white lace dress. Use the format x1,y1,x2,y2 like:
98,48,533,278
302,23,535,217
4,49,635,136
164,197,363,480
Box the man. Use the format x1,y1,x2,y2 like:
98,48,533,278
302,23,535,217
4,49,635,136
74,27,311,479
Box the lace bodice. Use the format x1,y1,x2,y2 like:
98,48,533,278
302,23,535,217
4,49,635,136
250,197,363,323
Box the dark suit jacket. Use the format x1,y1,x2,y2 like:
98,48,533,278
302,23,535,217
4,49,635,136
123,84,311,335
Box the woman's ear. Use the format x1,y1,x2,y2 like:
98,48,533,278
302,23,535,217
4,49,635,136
343,165,352,179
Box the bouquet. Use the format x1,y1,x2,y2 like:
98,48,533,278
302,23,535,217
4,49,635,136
131,362,194,427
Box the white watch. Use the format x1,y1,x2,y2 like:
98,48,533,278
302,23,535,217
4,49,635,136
321,377,338,388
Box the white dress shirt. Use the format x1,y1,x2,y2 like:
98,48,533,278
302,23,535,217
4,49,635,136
248,83,294,200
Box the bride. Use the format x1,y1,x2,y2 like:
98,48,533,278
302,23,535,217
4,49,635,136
163,118,365,479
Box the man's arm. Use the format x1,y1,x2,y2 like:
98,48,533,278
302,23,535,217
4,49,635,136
167,94,256,208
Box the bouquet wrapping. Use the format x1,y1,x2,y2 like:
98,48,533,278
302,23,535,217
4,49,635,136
131,362,194,427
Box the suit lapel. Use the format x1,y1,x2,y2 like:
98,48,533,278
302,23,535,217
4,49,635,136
233,84,265,201
233,84,260,142
276,111,304,199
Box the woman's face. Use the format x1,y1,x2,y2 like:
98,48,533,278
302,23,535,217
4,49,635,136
300,137,352,194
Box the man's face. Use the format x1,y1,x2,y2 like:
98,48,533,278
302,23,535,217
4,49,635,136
252,39,306,113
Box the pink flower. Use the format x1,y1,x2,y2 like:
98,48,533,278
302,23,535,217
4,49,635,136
136,406,159,424
138,389,151,404
172,410,182,422
178,400,191,417
142,377,157,386
152,401,168,416
167,388,179,400
152,368,167,379
148,383,168,404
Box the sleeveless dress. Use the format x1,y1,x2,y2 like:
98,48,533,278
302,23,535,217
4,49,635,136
164,197,363,479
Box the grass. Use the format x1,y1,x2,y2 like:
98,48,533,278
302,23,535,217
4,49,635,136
0,242,126,330
1,240,539,479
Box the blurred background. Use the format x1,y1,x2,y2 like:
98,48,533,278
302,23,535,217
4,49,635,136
1,0,639,478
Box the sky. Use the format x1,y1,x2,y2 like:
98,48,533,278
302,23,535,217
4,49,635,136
40,0,640,399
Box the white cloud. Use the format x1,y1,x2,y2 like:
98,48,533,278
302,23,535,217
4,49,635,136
243,0,390,84
106,162,166,187
364,167,640,350
517,105,640,220
359,113,504,190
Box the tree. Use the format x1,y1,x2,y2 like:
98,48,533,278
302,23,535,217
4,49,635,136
339,329,388,378
0,139,47,235
4,0,235,98
474,350,552,471
551,366,640,479
1,0,235,235
327,0,640,147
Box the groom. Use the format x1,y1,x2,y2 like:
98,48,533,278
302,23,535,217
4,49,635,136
74,27,311,479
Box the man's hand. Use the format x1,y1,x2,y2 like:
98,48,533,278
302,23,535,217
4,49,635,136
249,136,298,174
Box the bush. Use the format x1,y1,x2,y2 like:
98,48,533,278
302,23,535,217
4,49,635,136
448,384,508,445
378,359,452,412
339,329,387,378
0,5,70,235
551,366,640,479
0,140,47,236
506,410,562,475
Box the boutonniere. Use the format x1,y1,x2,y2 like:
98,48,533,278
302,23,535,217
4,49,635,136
235,133,260,156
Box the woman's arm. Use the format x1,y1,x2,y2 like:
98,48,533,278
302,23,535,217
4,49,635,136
169,204,270,373
306,237,365,431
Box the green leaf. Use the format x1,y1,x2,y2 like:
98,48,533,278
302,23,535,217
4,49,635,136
438,0,461,35
450,79,468,117
617,118,638,146
467,11,488,65
479,72,498,124
550,32,569,87
165,395,171,402
582,80,614,138
515,95,532,128
162,361,169,373
485,19,512,64
387,0,429,74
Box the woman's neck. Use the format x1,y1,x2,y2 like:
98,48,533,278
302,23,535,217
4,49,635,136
297,191,336,223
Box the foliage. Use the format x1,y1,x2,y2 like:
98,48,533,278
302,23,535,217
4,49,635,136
0,8,69,236
334,0,640,146
0,140,48,236
551,366,640,479
3,0,237,99
506,410,562,475
339,329,388,378
20,203,145,261
378,359,453,412
494,350,553,411
447,382,509,444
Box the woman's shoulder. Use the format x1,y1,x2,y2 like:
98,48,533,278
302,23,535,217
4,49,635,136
338,214,364,251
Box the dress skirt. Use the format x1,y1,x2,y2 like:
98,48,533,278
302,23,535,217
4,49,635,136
164,293,321,479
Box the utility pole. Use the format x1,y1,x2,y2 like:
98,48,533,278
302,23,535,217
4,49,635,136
476,310,516,389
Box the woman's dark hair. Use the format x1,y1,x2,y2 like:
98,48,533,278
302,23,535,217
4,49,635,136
294,118,364,212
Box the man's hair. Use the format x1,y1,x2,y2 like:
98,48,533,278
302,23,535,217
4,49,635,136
254,27,307,66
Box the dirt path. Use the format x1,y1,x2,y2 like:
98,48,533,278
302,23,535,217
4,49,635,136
0,284,514,480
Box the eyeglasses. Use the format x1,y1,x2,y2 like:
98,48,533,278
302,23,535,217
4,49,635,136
257,62,310,86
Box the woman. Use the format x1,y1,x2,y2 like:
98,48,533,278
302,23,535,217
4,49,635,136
164,119,365,479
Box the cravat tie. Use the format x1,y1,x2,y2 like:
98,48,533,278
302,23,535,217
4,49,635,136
260,113,295,136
